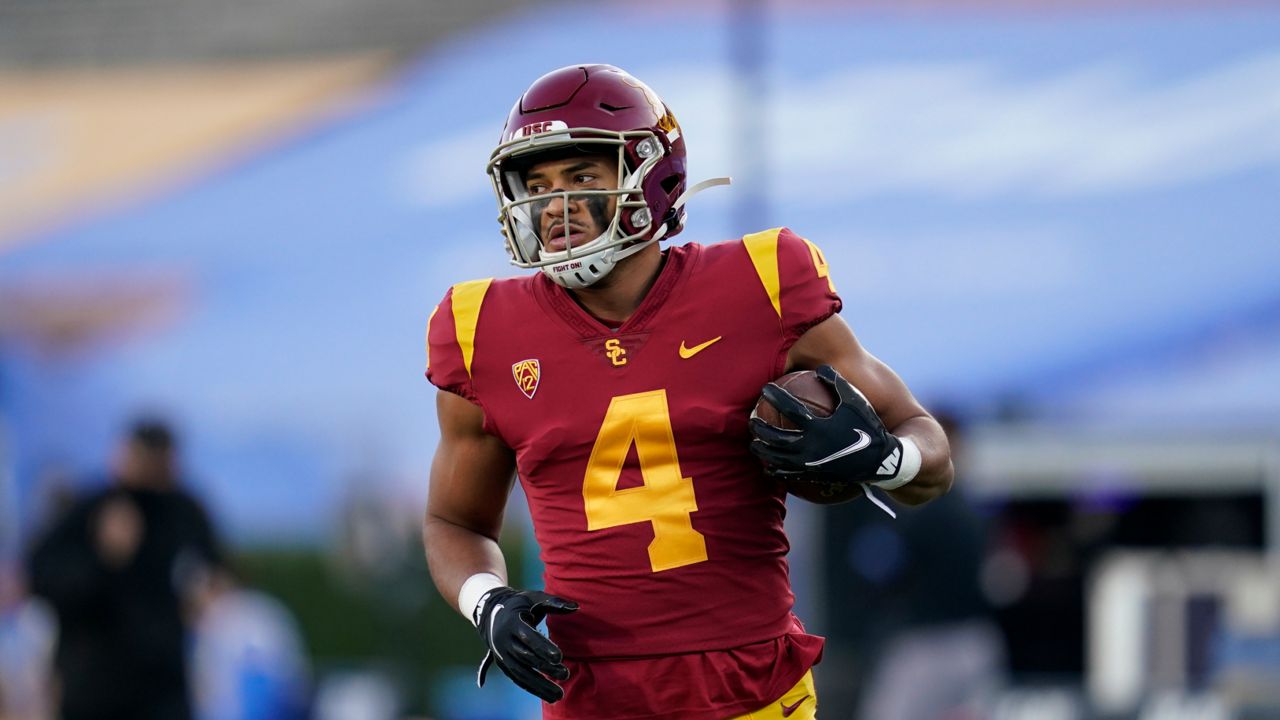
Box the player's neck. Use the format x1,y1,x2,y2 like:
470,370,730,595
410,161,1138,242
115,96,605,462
567,244,664,327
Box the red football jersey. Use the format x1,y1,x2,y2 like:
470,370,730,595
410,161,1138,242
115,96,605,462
426,228,840,716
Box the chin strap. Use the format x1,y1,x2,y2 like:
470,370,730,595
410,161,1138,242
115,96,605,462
611,238,657,263
675,176,732,210
650,177,733,243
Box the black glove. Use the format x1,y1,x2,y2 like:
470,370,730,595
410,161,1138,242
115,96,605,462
474,586,578,703
749,364,904,483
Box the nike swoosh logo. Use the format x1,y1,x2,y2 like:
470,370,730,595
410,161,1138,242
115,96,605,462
678,336,723,359
806,429,872,467
781,694,811,717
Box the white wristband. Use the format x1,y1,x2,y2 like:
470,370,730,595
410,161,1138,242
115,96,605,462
458,572,504,627
870,436,922,491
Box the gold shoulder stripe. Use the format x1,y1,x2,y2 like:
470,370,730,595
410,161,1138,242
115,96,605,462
450,278,493,378
743,228,784,318
424,305,439,371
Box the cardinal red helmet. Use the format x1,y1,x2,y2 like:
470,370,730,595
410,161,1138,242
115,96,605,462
486,64,688,288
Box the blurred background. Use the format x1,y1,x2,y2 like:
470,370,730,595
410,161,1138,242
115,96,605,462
2,0,1279,718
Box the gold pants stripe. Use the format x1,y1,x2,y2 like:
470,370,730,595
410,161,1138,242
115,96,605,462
728,669,817,720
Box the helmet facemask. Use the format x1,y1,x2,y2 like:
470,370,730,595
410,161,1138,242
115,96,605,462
487,128,672,289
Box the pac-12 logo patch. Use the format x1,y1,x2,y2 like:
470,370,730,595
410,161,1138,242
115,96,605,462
511,359,540,399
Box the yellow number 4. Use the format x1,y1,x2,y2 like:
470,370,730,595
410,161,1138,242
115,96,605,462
582,390,708,572
802,237,837,294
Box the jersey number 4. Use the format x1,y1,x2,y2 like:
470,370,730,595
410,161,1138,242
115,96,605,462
582,390,708,572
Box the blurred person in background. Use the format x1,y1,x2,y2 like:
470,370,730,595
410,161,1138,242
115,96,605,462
25,418,225,720
423,64,952,719
0,560,56,720
188,566,310,720
828,410,1005,720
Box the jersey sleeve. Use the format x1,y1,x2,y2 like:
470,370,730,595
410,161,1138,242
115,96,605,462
741,226,843,346
424,279,494,403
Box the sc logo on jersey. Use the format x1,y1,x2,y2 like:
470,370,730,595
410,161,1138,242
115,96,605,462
604,339,627,367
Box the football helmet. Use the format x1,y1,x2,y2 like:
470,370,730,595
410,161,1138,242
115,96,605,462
487,64,690,289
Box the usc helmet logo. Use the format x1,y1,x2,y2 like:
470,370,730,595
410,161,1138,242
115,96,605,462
656,110,679,135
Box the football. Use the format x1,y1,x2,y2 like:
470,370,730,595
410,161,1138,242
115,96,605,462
753,370,865,504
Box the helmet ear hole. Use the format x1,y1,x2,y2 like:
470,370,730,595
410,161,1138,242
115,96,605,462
660,174,682,195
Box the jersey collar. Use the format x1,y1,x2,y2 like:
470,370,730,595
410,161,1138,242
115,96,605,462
535,243,697,339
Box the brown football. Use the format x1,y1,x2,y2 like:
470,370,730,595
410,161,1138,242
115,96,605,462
753,370,864,505
753,370,837,428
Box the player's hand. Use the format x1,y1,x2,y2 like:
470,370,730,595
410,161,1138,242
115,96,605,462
473,586,578,703
749,364,903,483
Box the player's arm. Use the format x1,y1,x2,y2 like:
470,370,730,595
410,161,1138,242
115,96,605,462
777,314,953,506
423,389,516,611
423,390,575,703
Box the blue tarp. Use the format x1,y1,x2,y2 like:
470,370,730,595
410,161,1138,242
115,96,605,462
3,3,1279,541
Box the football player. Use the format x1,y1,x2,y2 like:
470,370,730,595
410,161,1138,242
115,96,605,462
423,64,953,720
